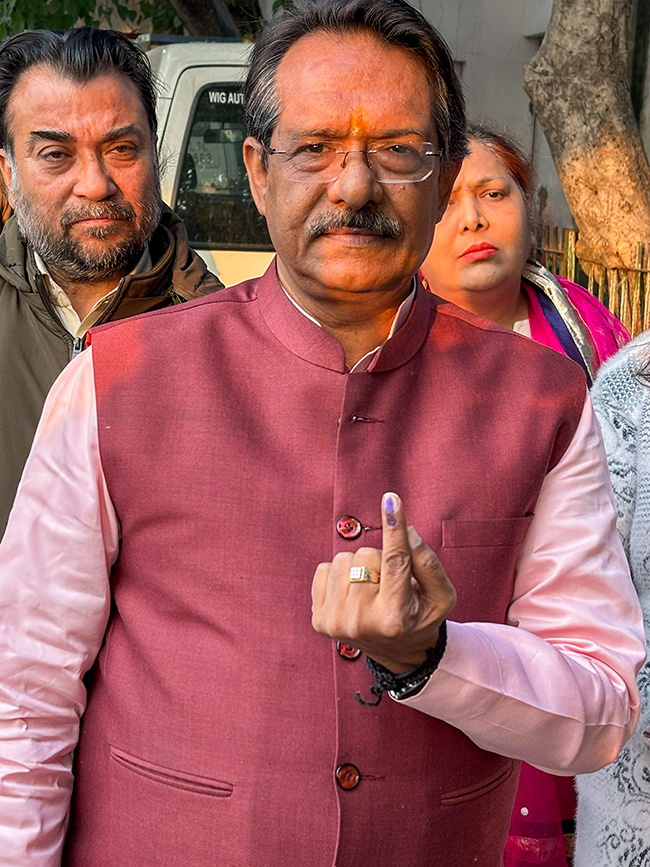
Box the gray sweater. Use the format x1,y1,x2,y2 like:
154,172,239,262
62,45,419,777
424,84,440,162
576,333,650,866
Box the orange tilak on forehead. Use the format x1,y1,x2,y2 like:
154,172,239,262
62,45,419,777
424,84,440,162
350,108,366,137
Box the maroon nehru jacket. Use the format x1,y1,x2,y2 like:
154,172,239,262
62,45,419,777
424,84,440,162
65,264,585,866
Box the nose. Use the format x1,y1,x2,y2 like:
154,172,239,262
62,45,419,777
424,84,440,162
326,150,383,211
459,197,487,232
71,154,117,200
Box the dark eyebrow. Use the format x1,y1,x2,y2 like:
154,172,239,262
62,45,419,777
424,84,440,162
26,130,73,154
475,175,509,185
25,124,145,155
101,124,145,144
451,175,511,193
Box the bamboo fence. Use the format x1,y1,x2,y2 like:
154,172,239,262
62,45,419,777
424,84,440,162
535,226,650,338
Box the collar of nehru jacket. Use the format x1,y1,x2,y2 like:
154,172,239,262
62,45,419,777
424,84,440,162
256,257,434,374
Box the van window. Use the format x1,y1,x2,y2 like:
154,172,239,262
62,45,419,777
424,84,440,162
173,84,273,251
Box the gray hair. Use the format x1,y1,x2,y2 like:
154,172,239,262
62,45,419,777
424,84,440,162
244,0,467,168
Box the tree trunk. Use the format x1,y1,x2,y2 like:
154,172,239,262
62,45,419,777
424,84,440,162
165,0,241,37
524,0,650,269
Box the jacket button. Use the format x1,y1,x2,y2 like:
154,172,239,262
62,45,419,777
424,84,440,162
335,763,361,790
337,642,361,660
336,515,362,539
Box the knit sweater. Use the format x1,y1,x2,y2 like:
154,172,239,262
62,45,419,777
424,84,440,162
575,333,650,866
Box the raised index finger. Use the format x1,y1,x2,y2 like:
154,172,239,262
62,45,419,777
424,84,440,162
379,492,413,600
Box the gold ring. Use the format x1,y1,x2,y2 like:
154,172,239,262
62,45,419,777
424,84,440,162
349,566,380,584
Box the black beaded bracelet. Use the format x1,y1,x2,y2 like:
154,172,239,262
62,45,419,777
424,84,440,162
354,621,448,707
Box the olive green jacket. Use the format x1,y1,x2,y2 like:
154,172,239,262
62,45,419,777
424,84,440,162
0,208,222,537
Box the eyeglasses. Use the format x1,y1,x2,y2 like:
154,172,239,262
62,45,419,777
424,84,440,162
264,140,442,184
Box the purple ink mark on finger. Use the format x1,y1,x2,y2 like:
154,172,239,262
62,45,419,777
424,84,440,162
384,495,397,526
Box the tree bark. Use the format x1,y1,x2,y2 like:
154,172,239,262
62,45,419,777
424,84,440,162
165,0,241,37
524,0,650,269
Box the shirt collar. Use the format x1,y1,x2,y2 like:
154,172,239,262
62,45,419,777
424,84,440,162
34,246,152,339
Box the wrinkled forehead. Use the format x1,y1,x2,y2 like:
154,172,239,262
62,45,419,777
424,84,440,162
5,64,151,149
273,31,437,142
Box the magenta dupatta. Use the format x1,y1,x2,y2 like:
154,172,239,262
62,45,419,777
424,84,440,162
525,275,629,369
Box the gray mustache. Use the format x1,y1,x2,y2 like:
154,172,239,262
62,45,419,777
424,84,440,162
60,201,135,229
308,208,401,238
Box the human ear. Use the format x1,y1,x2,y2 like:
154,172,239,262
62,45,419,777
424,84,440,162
435,159,461,223
0,149,15,208
243,137,268,217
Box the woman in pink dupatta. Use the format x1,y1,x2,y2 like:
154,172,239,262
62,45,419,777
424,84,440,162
421,125,628,866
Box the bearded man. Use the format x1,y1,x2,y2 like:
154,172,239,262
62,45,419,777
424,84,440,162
0,27,221,536
0,2,645,866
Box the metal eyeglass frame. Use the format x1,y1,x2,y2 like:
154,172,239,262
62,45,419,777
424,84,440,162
263,141,442,184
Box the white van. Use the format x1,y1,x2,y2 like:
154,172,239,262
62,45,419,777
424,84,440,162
143,38,275,286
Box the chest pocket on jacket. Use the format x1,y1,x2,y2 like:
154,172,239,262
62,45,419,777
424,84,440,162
439,515,534,622
441,515,534,548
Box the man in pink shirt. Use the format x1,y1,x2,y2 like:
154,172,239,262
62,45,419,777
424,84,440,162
0,2,644,865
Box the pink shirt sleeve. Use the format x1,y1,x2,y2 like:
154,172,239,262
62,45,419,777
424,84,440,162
0,347,118,866
402,395,645,775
